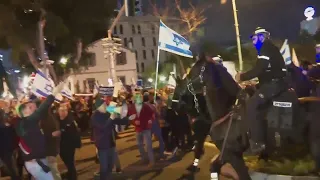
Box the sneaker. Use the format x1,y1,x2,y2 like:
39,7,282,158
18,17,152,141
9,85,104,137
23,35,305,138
113,169,122,174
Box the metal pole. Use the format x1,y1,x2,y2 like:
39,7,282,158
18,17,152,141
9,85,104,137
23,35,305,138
154,48,160,99
124,0,129,16
108,30,117,83
231,0,243,71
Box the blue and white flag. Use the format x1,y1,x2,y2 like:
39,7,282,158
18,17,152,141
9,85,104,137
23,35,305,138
280,39,291,65
31,71,73,101
158,20,193,58
31,71,62,101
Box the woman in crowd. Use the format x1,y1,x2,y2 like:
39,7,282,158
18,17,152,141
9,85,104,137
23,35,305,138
57,105,81,180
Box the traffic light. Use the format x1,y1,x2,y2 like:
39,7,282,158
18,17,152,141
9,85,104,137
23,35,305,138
128,0,142,16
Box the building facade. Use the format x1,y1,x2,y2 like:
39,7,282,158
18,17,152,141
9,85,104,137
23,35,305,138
112,15,176,77
69,39,137,93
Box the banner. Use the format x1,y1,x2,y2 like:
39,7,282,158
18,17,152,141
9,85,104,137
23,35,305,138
158,20,193,58
99,86,114,96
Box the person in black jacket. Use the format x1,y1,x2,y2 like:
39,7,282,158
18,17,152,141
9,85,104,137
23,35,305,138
235,27,288,153
57,105,81,180
0,109,19,180
15,82,65,180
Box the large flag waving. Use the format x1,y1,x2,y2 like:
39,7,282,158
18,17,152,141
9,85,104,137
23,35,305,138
280,39,292,65
158,20,193,58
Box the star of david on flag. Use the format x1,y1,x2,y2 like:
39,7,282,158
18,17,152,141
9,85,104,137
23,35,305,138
31,70,73,101
158,20,193,58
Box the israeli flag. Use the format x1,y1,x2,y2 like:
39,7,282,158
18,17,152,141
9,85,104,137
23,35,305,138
158,20,193,58
280,39,292,65
61,88,74,100
31,71,62,101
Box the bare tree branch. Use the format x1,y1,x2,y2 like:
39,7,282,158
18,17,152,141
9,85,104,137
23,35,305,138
150,0,211,40
73,39,83,65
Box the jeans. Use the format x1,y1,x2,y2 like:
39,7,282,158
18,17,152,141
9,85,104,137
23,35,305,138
47,156,61,180
152,120,165,156
25,158,54,180
113,150,121,171
60,148,77,180
98,147,115,180
136,130,154,163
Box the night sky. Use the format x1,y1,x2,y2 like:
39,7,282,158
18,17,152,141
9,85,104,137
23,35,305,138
142,0,320,44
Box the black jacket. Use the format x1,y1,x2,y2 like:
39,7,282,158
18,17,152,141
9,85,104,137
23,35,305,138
16,95,55,161
240,40,286,85
59,113,81,149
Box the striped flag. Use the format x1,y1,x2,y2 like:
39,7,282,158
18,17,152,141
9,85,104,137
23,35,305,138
280,39,292,65
158,20,193,58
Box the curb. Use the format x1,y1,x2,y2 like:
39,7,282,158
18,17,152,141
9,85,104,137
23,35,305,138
250,172,320,180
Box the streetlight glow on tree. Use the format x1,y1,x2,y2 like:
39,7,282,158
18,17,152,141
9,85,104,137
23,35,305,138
60,57,68,65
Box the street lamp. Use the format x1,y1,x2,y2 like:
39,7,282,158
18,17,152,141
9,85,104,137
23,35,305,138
148,78,153,83
60,57,68,65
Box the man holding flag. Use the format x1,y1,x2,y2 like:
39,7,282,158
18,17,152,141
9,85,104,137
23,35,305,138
15,81,66,180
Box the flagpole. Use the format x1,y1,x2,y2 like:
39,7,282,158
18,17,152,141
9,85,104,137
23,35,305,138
154,47,160,100
231,0,243,71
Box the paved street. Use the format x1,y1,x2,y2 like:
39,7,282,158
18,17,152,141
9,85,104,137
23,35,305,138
68,127,219,180
1,126,221,180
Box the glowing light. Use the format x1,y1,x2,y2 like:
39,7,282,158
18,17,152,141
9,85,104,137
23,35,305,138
304,7,315,21
148,78,153,83
14,70,20,73
60,57,68,65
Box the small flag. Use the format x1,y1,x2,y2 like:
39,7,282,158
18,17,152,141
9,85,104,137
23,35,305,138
158,20,193,58
280,39,292,65
31,71,62,101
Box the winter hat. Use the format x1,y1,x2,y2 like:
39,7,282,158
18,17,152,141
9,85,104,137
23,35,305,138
94,95,105,109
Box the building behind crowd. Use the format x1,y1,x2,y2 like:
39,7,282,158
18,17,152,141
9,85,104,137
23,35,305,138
112,15,177,78
69,40,137,93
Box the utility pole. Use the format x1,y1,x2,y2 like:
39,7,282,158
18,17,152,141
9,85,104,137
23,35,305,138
102,31,122,83
231,0,243,71
102,4,126,84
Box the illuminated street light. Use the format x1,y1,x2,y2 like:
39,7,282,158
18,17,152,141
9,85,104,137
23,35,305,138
148,78,153,83
60,57,68,65
304,6,315,21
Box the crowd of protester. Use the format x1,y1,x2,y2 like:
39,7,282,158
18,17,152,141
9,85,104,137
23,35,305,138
0,83,194,180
